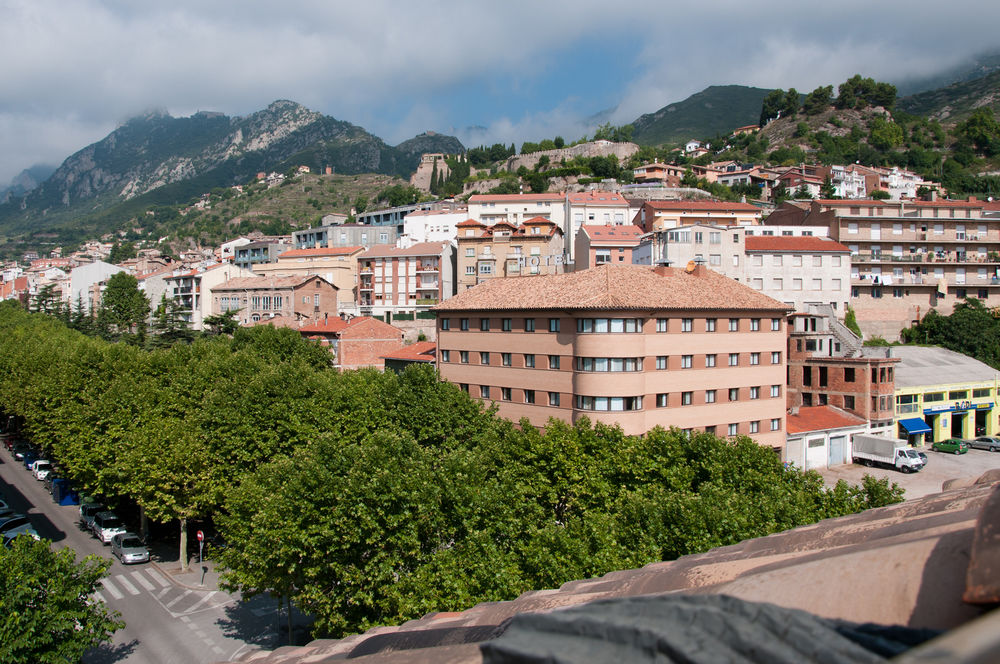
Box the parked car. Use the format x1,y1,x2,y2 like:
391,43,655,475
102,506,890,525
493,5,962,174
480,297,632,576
11,443,32,461
32,460,52,481
0,517,39,541
969,436,1000,452
917,451,928,464
111,533,150,564
931,438,969,454
91,511,127,544
79,502,106,531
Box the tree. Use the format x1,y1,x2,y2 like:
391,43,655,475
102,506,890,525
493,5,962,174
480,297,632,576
554,136,565,149
98,272,149,341
353,195,368,214
956,108,1000,157
782,88,800,118
150,294,193,346
30,284,63,316
821,175,837,199
203,309,240,336
759,89,785,126
868,117,904,152
0,537,124,663
803,85,833,115
108,242,137,264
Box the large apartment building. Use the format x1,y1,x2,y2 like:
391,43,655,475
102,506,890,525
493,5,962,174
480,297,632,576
456,218,565,290
769,197,1000,339
358,242,455,315
632,200,763,232
434,264,790,450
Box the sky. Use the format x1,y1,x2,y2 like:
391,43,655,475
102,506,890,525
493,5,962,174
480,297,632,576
1,0,999,186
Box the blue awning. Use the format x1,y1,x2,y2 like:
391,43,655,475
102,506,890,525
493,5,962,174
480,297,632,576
899,417,932,434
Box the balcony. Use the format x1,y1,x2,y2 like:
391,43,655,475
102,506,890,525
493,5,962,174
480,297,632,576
853,251,997,264
416,263,439,272
416,282,439,290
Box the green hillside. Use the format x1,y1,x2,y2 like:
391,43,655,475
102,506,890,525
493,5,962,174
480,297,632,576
630,85,774,146
897,69,1000,126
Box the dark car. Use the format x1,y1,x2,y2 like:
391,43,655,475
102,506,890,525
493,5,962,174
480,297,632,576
79,502,106,531
931,438,969,454
969,436,1000,452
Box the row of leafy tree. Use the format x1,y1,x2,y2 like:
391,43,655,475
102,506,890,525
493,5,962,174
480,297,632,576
0,302,904,640
760,75,898,126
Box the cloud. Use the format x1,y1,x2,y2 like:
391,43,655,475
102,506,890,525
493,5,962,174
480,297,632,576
1,0,999,184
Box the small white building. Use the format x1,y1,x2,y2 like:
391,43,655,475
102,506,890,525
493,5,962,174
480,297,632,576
68,261,127,310
744,235,852,316
399,208,467,248
786,405,867,470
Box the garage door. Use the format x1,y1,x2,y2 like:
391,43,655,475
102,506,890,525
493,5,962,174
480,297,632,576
828,435,846,466
806,437,826,469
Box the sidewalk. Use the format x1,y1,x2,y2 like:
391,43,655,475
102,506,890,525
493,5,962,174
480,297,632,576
147,538,225,591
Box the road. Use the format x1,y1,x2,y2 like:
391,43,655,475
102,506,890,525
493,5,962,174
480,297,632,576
815,445,1000,500
0,447,285,664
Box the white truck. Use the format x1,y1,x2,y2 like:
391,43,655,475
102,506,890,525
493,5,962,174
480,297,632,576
852,434,924,473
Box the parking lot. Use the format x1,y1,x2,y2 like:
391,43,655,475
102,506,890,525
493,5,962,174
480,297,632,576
815,446,1000,500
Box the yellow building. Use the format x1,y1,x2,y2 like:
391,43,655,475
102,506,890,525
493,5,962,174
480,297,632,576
892,346,1000,444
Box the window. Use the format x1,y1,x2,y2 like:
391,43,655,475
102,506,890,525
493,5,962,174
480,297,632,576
729,353,739,366
656,318,668,332
681,391,693,405
524,390,535,404
549,392,560,406
575,395,642,411
750,352,760,365
480,352,490,365
524,354,535,368
771,318,780,331
844,367,855,382
480,385,490,399
750,421,760,434
656,356,667,370
480,318,490,331
705,390,716,403
548,318,560,332
750,318,761,331
771,418,781,431
502,318,512,331
706,318,716,332
577,357,643,372
577,318,642,333
441,350,450,363
706,354,716,368
844,395,855,409
502,353,511,366
771,351,781,364
441,318,451,331
974,388,992,398
729,388,739,402
656,393,669,408
729,318,739,331
750,386,760,399
819,366,828,387
465,248,474,257
548,355,560,369
524,318,536,332
770,385,780,398
681,318,693,332
501,387,511,401
460,318,469,331
728,423,739,436
681,355,693,369
465,265,476,275
460,351,469,364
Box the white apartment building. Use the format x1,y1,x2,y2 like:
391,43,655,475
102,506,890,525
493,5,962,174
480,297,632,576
399,208,467,248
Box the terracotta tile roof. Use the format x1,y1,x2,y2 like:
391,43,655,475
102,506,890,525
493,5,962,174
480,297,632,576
456,219,486,228
278,246,364,259
405,208,468,217
298,316,402,339
645,201,760,212
745,236,850,253
567,191,628,206
381,341,436,362
786,406,866,434
213,275,330,290
136,265,176,280
360,242,450,258
433,264,789,312
580,225,644,245
469,193,564,203
297,317,350,334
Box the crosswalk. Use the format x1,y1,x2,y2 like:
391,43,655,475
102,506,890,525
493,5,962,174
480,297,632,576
94,567,233,618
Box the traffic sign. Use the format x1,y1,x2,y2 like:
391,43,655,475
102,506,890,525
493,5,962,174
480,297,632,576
196,530,204,542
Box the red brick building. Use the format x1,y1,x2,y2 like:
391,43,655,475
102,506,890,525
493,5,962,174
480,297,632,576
298,316,405,370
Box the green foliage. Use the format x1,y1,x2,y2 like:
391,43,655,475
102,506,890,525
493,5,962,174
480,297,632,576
98,272,149,342
901,298,1000,368
868,117,905,151
803,85,833,115
870,189,892,200
108,241,137,264
844,306,862,338
760,89,785,126
955,107,1000,157
794,122,810,138
0,537,124,663
836,75,897,110
592,123,634,143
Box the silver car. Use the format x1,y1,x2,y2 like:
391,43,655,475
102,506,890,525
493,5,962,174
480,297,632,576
110,532,150,564
969,436,1000,452
91,511,126,545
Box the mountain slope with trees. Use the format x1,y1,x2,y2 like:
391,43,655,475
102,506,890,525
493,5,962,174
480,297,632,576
630,85,774,146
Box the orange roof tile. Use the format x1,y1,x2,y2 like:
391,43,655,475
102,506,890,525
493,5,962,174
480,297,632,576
566,191,628,206
786,406,866,434
456,219,486,228
381,341,436,362
745,236,849,253
213,275,332,290
433,264,788,312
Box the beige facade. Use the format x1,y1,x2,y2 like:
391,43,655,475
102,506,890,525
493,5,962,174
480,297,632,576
211,274,338,325
771,198,1000,339
253,246,364,309
633,200,763,232
456,218,565,291
435,265,790,452
467,193,566,229
358,242,455,315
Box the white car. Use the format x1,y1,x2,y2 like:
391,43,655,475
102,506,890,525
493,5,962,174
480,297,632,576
32,460,52,481
92,512,127,545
